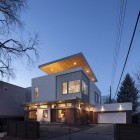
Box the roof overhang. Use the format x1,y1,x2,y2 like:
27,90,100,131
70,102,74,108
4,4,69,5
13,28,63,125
39,53,97,82
23,97,94,107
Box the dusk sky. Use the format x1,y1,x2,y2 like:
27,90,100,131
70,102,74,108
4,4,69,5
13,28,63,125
7,0,140,98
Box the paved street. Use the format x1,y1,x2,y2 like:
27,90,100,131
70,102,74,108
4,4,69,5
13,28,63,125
40,124,114,140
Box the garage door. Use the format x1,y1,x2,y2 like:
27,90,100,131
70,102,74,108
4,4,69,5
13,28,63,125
98,112,126,124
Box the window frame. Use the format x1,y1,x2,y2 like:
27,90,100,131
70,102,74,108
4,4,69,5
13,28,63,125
82,80,88,95
62,82,68,94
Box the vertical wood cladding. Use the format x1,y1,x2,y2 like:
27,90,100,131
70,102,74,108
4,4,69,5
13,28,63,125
126,110,132,124
93,112,98,123
66,108,78,124
89,111,93,123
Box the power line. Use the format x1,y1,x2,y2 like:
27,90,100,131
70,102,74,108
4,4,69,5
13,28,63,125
111,0,127,88
114,11,140,99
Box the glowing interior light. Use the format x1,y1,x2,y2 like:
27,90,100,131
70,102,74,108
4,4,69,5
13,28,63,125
73,62,76,65
51,68,53,71
86,70,89,73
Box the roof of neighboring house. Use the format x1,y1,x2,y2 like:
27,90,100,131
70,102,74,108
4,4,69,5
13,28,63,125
38,53,97,82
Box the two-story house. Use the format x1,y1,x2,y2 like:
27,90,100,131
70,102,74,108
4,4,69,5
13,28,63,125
24,53,132,124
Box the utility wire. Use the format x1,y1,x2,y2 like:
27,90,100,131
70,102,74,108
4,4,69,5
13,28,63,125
114,11,140,99
111,0,127,88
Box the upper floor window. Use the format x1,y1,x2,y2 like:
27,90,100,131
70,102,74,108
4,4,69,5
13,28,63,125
82,80,88,94
62,82,67,94
68,80,80,93
95,92,100,103
34,87,39,98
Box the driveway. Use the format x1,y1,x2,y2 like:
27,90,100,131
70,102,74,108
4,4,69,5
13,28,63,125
40,124,114,140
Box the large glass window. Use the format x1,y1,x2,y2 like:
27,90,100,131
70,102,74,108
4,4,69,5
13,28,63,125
95,92,100,103
62,82,68,94
58,104,66,108
43,110,48,118
29,111,37,119
68,80,80,93
82,80,88,94
34,87,39,98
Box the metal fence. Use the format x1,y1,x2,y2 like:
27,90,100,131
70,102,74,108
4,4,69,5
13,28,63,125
7,120,40,139
114,124,140,140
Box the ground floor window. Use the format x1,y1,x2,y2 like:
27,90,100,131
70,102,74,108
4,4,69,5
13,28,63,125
58,110,66,119
43,110,48,118
29,111,37,119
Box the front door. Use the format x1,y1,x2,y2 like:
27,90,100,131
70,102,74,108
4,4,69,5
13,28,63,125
51,109,56,122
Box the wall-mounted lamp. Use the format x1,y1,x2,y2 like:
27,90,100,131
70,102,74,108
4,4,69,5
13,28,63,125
101,106,104,111
119,105,122,111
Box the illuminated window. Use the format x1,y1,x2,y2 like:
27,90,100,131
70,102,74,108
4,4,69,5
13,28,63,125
39,105,48,109
29,111,37,119
29,106,37,110
68,80,80,93
34,87,39,98
62,82,67,94
67,103,72,107
43,110,48,118
82,81,88,94
58,104,66,108
58,110,65,119
52,104,56,108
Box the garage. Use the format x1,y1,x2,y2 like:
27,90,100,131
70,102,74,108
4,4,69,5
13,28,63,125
98,112,126,124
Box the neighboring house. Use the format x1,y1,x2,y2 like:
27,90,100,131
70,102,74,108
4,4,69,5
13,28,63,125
101,95,110,104
23,53,132,124
0,81,31,118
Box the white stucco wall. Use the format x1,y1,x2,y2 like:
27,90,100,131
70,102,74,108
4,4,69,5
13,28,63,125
32,74,56,102
37,106,51,122
94,102,132,112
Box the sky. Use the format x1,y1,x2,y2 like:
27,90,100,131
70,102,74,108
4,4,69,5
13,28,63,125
5,0,140,98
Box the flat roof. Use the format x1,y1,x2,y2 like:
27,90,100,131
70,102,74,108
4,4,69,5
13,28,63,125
39,53,97,82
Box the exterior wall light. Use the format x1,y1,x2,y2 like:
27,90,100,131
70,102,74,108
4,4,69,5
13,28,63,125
73,62,76,65
119,105,122,111
101,106,104,111
78,103,81,109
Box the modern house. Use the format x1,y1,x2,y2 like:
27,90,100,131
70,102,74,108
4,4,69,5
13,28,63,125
24,53,132,124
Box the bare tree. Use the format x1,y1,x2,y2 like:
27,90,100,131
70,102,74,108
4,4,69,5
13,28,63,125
0,0,39,79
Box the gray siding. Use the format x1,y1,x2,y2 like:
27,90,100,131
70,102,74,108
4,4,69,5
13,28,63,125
81,72,89,102
56,71,81,100
0,81,26,116
89,80,101,105
56,71,89,102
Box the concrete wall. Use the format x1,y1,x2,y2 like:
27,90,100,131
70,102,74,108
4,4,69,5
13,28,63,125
94,102,132,112
0,81,27,116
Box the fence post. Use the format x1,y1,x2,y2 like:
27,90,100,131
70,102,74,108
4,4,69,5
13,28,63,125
69,123,71,140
